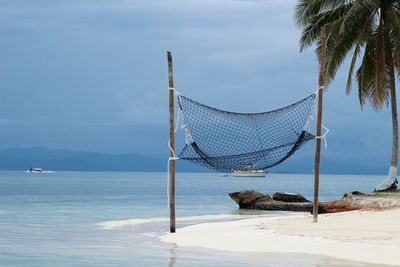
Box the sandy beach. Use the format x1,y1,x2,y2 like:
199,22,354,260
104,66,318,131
160,208,400,266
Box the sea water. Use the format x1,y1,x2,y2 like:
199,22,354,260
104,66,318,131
0,171,388,267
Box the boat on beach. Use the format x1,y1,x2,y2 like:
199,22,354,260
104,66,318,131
27,167,43,173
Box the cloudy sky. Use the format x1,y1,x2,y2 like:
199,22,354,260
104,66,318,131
0,0,395,173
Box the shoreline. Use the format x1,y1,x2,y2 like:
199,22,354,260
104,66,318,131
160,208,400,266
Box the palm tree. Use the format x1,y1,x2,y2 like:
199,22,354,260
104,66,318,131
295,0,400,191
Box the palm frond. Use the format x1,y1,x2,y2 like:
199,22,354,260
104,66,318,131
375,22,388,108
295,0,322,26
299,5,351,51
340,0,380,35
356,37,376,108
386,9,400,77
295,0,348,26
346,42,361,94
296,0,398,111
393,1,400,13
324,9,374,85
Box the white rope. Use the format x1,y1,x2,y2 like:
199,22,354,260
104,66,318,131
303,115,313,132
305,90,318,133
313,86,329,149
167,106,181,159
316,124,329,149
174,106,181,133
169,87,182,96
167,89,181,205
314,85,324,95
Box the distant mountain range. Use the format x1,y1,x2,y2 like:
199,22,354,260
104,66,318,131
0,147,388,175
0,147,200,172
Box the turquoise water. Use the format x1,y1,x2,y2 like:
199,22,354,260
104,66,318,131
0,171,387,266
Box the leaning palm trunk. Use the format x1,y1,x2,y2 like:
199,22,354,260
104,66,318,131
375,57,398,192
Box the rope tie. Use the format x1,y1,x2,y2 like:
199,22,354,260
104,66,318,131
315,124,329,149
169,87,182,96
313,86,329,149
314,86,324,96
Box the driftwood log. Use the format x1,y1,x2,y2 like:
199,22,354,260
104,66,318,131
272,192,310,203
229,190,326,213
229,190,400,214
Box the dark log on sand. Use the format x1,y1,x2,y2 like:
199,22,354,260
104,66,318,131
272,192,310,203
230,190,400,214
255,200,318,213
229,190,271,209
229,190,325,213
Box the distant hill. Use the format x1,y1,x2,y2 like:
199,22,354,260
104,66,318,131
0,147,200,172
0,147,388,175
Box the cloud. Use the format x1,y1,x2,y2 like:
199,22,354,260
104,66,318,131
0,0,395,167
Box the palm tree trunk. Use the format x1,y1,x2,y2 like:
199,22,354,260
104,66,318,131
387,1,398,179
375,42,398,191
388,61,398,189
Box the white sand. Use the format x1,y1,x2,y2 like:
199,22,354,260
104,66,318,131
160,208,400,266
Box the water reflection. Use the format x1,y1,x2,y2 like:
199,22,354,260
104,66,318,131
167,243,177,267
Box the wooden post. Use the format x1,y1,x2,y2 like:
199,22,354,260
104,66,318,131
167,51,176,233
313,26,327,223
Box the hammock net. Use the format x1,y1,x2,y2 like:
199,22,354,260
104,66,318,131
176,93,316,172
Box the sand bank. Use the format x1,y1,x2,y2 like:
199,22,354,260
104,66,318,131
160,209,400,266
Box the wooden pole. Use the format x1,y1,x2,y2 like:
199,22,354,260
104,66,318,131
313,26,327,223
167,51,176,233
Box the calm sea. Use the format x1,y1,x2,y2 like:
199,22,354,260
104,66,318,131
0,171,387,267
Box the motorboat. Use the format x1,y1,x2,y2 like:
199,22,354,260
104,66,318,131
28,167,43,173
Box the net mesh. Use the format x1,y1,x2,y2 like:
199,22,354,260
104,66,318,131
176,93,316,172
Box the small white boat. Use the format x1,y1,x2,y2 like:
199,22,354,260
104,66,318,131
232,165,267,177
219,173,229,177
28,167,42,173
